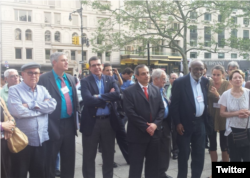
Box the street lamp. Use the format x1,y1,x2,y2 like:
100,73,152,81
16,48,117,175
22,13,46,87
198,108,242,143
69,5,89,71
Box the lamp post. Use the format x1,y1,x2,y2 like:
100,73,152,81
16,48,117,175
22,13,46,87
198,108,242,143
69,5,89,75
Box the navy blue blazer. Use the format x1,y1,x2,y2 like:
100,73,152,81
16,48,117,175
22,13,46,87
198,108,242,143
170,74,213,135
80,74,121,136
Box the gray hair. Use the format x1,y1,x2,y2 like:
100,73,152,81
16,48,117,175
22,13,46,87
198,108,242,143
4,69,18,77
227,61,239,70
151,68,166,80
50,52,66,65
189,59,204,68
134,64,148,76
170,72,178,78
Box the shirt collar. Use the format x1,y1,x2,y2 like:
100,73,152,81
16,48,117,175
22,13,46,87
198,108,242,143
3,84,8,92
138,82,148,89
21,81,37,91
190,73,201,85
93,74,103,81
52,69,67,80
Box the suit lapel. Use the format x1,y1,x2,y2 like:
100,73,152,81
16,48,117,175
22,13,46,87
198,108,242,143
48,71,61,97
136,83,149,103
103,75,108,93
90,75,99,94
185,74,196,109
200,78,207,104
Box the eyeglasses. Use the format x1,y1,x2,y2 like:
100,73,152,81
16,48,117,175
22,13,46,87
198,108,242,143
9,75,19,78
26,72,40,76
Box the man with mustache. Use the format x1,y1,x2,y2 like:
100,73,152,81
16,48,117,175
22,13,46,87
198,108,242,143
170,60,212,178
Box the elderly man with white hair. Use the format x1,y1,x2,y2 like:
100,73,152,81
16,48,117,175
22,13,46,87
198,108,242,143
152,69,172,178
0,69,20,103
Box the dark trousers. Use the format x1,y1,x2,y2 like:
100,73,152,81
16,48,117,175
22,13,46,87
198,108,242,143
116,116,129,164
129,138,160,178
82,117,115,178
228,128,250,162
159,120,171,178
46,118,76,178
1,139,11,178
171,122,179,155
11,141,48,178
177,119,205,178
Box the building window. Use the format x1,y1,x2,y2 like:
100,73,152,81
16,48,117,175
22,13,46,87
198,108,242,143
218,28,225,47
97,52,102,60
190,25,197,46
243,54,249,60
243,30,249,39
72,32,78,37
25,29,32,40
82,16,87,27
26,48,32,59
231,29,237,48
190,52,197,58
204,13,211,21
15,0,31,2
204,53,211,59
105,52,111,61
97,36,103,45
15,48,22,59
231,16,237,24
15,28,21,40
44,12,51,23
54,13,61,24
173,23,180,30
190,11,197,19
45,30,51,42
243,18,249,26
231,53,237,58
55,31,60,42
83,51,87,61
72,15,78,26
45,49,50,60
58,49,63,52
15,10,31,22
218,53,225,59
71,50,76,60
204,27,211,47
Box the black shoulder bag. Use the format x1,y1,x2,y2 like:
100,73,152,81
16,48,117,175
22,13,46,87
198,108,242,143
231,91,250,147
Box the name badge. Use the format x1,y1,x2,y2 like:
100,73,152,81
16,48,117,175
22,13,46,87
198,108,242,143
197,96,204,103
213,103,220,108
61,86,69,94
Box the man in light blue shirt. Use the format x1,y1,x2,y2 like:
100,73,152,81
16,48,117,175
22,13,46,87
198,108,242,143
8,63,57,178
152,69,172,178
120,67,135,91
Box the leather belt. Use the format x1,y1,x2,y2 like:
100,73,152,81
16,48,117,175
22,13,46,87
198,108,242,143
96,115,109,119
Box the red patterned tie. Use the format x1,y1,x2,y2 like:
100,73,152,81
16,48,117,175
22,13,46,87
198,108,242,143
143,87,149,100
59,77,73,116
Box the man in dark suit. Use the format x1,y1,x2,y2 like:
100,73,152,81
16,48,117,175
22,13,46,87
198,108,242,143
123,64,165,178
80,56,121,178
170,60,212,178
38,52,79,178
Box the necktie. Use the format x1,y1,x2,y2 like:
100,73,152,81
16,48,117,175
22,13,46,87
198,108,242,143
143,87,149,100
59,77,73,116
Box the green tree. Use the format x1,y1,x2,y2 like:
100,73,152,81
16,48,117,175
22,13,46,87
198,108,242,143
82,0,250,74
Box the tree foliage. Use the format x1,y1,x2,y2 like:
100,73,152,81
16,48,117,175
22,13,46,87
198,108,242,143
82,0,250,74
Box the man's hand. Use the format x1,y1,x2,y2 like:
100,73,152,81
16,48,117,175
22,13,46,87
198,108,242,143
22,103,28,108
176,124,185,135
146,122,157,136
110,88,115,93
113,68,119,75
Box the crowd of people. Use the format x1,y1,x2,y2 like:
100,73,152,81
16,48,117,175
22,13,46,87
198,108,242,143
1,52,250,178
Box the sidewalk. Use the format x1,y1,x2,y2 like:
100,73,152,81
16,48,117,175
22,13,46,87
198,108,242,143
74,131,215,178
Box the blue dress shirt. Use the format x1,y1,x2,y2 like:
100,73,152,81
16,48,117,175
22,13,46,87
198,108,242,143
160,88,169,119
8,82,57,146
120,74,135,91
93,74,110,116
52,70,73,118
190,74,205,117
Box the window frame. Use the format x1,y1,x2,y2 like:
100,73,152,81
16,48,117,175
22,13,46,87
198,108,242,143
54,31,61,42
204,52,211,59
45,49,51,60
15,9,32,22
218,53,225,59
26,48,33,59
15,28,22,40
15,48,22,59
25,29,32,41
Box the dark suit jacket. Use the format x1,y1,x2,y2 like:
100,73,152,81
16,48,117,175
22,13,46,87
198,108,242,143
123,83,165,143
170,73,213,135
38,71,79,141
80,74,121,136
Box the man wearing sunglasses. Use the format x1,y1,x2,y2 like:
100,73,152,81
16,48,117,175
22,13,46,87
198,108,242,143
8,62,57,178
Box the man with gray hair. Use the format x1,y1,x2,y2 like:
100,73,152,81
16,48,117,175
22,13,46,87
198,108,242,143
152,69,172,178
0,69,20,103
226,61,246,86
38,52,80,178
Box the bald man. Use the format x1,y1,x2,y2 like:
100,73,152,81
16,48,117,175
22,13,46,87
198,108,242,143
170,60,212,178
